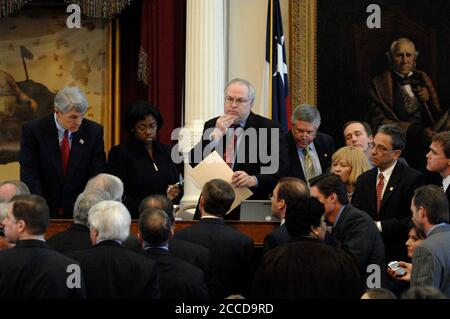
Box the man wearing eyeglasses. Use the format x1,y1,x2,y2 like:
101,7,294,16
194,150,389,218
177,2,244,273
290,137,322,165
352,124,424,262
190,78,288,220
19,86,106,218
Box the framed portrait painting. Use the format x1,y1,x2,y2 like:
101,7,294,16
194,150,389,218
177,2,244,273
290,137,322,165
291,0,450,147
0,9,117,180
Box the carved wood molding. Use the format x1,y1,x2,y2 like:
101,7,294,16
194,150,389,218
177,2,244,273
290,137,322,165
290,0,317,107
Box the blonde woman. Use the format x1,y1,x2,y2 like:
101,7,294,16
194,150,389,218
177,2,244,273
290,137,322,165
331,146,371,202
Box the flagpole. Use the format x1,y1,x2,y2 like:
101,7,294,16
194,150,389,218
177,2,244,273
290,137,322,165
268,0,273,119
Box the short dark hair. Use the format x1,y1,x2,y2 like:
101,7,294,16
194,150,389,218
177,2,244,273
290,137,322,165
309,173,349,205
343,121,373,137
377,124,405,151
139,208,172,246
276,177,309,205
432,131,450,159
123,100,163,133
202,179,235,217
413,185,449,224
407,221,426,239
139,195,174,223
11,194,49,235
0,180,30,202
285,197,325,238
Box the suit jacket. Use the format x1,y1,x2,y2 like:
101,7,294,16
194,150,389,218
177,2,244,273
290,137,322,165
174,218,255,299
169,238,214,289
368,70,441,132
20,114,106,218
0,239,85,299
106,137,180,217
285,131,335,182
252,237,363,299
190,112,289,200
445,187,450,207
332,205,386,281
46,223,92,255
262,223,290,255
69,240,160,299
411,224,450,297
352,161,424,261
142,247,208,299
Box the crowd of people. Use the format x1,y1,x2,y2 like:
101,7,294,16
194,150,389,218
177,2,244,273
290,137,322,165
0,37,449,299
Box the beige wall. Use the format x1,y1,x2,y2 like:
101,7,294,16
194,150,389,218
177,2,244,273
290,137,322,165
228,0,289,117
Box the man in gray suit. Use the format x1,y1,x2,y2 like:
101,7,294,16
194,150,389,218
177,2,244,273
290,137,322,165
409,185,450,297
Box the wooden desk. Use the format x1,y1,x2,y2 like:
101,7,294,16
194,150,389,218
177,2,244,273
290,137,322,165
46,219,278,247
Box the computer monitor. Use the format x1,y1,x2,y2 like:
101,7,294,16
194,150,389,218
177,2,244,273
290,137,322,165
239,200,279,222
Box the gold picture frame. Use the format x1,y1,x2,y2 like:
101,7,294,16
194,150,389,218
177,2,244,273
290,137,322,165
0,11,120,179
290,0,317,108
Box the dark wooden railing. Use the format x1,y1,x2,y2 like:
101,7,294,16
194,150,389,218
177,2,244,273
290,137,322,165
46,219,278,247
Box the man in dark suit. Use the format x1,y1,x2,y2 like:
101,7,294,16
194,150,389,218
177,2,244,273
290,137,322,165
190,78,288,219
425,131,450,204
0,194,85,298
352,124,424,262
174,179,255,298
20,86,106,218
285,104,334,185
310,173,386,284
68,200,160,299
47,188,108,255
139,194,213,282
139,208,208,299
263,177,309,254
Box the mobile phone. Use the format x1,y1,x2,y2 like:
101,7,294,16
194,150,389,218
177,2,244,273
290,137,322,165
388,261,406,277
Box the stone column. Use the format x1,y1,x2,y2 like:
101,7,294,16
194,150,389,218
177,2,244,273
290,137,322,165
180,0,226,209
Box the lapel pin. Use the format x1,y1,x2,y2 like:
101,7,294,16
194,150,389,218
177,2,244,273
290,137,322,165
79,139,84,145
390,187,394,191
324,154,328,157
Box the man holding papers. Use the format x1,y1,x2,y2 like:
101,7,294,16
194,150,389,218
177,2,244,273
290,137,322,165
190,78,288,219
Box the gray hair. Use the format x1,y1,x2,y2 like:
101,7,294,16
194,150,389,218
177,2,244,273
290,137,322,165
389,38,418,57
224,78,255,105
291,104,321,128
0,180,30,202
85,174,124,202
88,200,131,242
73,189,109,226
54,86,88,113
0,202,11,222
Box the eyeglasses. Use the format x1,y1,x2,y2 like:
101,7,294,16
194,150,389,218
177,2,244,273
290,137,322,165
224,96,249,106
369,142,395,153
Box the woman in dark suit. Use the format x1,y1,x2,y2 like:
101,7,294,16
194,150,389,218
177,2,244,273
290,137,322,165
106,101,181,218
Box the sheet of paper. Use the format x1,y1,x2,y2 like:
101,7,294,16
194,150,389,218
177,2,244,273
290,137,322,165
189,151,253,213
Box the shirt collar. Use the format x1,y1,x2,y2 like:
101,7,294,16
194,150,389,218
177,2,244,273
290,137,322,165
394,70,414,78
54,113,73,139
333,205,346,227
443,175,450,192
426,223,447,237
377,160,397,180
143,244,169,251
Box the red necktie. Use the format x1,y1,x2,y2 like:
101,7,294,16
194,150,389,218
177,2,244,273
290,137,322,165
60,130,70,175
376,173,384,219
223,126,240,168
